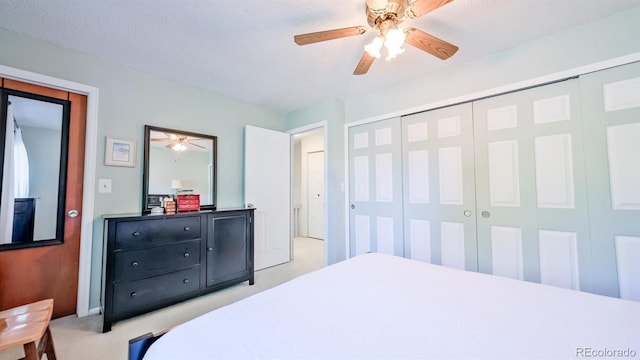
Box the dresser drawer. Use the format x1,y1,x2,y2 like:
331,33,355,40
113,266,200,315
113,240,201,282
115,216,201,249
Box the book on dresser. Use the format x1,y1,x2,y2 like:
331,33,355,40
101,209,254,332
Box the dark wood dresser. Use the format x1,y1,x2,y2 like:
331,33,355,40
101,208,254,332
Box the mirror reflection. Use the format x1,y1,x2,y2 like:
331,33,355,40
1,92,68,248
143,126,217,212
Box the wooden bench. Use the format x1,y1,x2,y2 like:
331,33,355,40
0,299,56,360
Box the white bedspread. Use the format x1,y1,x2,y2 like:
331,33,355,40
144,253,640,359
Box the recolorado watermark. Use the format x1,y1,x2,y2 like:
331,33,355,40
576,347,637,358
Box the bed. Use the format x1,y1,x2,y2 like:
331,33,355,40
142,253,640,359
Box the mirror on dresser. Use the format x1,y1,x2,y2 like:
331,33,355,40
142,125,217,213
0,89,70,250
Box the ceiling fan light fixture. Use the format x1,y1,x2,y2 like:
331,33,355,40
383,27,406,60
172,143,188,151
365,36,384,58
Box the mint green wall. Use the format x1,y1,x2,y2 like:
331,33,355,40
0,28,285,310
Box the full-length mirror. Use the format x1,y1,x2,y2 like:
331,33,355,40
143,125,217,213
0,89,70,250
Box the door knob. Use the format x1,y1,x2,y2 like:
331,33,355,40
464,210,472,217
68,209,79,218
481,211,491,218
350,204,356,209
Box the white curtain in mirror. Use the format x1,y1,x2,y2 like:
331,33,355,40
1,104,16,244
13,124,30,197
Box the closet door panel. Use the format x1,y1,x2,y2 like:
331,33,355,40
348,118,404,257
580,61,640,300
473,79,592,291
401,103,477,270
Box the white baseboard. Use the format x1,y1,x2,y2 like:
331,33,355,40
86,307,102,316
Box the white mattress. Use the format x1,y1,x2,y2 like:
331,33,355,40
144,253,640,359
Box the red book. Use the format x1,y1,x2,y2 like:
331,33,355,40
176,194,200,212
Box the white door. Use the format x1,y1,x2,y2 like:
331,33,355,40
401,103,478,271
348,117,404,257
473,79,592,291
580,61,640,300
307,151,324,239
244,125,291,270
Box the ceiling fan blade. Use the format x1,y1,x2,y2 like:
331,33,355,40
407,0,453,19
189,142,207,149
164,132,178,139
353,52,376,75
404,27,458,60
150,138,172,142
294,26,367,45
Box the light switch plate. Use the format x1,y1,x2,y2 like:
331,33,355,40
99,179,112,193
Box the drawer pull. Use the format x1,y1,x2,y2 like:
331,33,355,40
131,261,139,267
183,279,190,284
184,252,190,257
132,231,141,237
184,226,191,231
207,247,213,252
130,292,137,298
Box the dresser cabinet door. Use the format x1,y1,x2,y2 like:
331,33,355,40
207,212,250,286
113,240,201,282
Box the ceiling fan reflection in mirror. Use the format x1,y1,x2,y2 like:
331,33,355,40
151,132,208,152
294,0,458,75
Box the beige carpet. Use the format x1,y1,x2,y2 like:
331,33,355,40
0,237,324,360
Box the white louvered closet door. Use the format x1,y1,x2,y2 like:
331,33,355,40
401,103,478,271
473,79,593,292
348,117,404,257
580,61,640,300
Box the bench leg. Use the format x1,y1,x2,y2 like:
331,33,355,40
20,326,55,360
22,341,38,360
43,326,56,360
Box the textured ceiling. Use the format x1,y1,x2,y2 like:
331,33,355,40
1,0,639,113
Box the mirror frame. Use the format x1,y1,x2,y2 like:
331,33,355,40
142,125,218,213
0,88,71,250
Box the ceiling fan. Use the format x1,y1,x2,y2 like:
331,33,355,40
294,0,458,75
151,132,207,151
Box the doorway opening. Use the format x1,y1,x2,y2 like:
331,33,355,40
291,127,325,266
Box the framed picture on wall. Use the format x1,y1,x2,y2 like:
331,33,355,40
105,136,136,167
